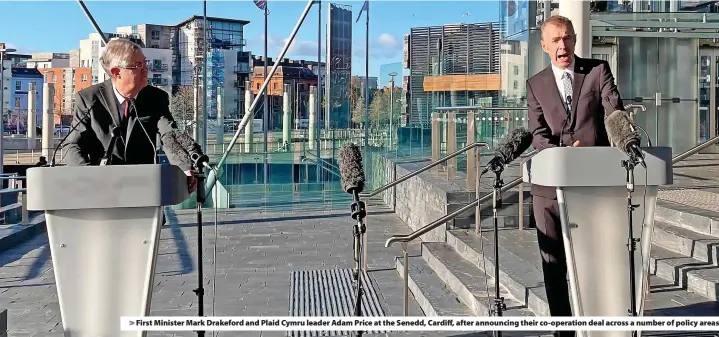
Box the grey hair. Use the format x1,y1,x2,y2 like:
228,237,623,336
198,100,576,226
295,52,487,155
100,38,142,75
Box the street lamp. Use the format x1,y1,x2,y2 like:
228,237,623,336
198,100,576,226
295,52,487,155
0,47,17,175
388,71,398,151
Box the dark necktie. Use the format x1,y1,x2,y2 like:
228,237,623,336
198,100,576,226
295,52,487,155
124,98,134,119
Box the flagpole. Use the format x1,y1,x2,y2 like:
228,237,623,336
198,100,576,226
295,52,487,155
363,1,369,172
263,3,269,185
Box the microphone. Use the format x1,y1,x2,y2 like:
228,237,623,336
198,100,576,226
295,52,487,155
339,142,366,199
173,130,210,170
99,126,122,166
50,114,90,167
605,110,646,168
481,127,533,176
160,132,194,169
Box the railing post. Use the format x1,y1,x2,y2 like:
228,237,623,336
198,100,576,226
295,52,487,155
431,112,440,173
446,112,457,179
475,146,482,234
401,241,409,316
20,191,28,225
519,157,525,231
466,111,476,191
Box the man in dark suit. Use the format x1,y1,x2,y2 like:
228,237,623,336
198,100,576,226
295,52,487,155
526,15,624,336
62,38,197,192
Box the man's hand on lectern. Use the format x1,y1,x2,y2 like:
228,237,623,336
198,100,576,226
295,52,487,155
572,140,580,147
185,170,197,193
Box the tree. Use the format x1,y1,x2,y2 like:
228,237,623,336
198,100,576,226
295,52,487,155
352,92,367,124
369,87,402,126
171,86,195,132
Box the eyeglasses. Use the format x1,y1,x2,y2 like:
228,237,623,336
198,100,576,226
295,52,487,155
122,62,148,71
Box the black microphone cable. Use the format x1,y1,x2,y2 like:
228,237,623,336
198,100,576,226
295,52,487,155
128,100,158,165
50,114,90,167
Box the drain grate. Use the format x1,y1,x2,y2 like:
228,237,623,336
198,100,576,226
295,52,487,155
288,268,386,337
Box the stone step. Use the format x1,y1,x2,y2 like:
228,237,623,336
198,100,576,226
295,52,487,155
653,220,719,264
655,200,719,237
421,242,535,317
395,255,475,317
650,244,719,301
446,229,551,317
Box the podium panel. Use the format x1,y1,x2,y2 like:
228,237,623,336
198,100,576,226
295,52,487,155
47,207,162,337
27,164,190,337
523,147,672,337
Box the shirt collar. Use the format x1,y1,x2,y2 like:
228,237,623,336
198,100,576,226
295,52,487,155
112,83,136,105
551,59,575,81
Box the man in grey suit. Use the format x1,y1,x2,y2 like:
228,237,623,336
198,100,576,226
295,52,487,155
62,38,196,192
526,15,624,335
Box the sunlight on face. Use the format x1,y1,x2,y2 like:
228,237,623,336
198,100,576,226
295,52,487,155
111,51,148,97
540,23,576,69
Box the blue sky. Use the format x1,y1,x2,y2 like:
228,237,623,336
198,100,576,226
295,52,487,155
0,1,500,77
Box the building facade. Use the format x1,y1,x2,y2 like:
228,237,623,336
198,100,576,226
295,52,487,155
403,22,502,127
25,53,70,69
8,68,43,131
172,16,252,120
37,67,92,124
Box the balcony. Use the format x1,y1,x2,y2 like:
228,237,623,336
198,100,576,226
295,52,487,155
233,81,242,88
151,63,169,72
234,64,251,73
149,78,169,86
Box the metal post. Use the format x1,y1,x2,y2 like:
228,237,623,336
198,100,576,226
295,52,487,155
205,0,316,193
0,50,7,175
76,0,108,44
202,0,208,153
263,3,269,184
401,242,409,316
316,0,322,183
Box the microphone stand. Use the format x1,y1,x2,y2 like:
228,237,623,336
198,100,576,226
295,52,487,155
350,190,367,337
192,159,207,337
621,157,639,337
491,167,507,337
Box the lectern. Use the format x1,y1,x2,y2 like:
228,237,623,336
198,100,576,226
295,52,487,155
522,147,673,337
26,164,190,337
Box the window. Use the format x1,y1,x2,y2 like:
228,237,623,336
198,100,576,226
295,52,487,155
513,66,519,75
81,74,88,82
15,81,21,91
513,81,518,90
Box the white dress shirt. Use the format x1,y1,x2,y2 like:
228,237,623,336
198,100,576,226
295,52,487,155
551,60,575,104
112,84,136,119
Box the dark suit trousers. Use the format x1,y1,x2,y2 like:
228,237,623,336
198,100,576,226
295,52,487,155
533,195,576,337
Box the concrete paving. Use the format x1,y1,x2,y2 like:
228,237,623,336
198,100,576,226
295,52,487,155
0,204,427,337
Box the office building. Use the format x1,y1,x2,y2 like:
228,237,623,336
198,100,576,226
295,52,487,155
403,22,501,127
325,3,353,129
25,53,70,69
172,16,252,120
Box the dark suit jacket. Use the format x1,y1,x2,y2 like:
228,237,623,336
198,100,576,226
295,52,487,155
526,56,624,199
62,79,191,171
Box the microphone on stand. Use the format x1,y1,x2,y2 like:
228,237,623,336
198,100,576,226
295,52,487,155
338,142,367,337
99,126,122,166
481,128,533,176
605,110,646,168
173,130,210,170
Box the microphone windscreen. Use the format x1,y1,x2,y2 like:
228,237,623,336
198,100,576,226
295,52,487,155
161,133,192,168
338,142,365,194
605,110,639,150
496,127,533,162
173,130,202,153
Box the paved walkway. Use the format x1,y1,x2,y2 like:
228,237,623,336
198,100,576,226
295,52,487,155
0,204,427,337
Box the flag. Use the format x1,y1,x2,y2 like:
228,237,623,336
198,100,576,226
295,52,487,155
253,0,267,10
355,0,368,23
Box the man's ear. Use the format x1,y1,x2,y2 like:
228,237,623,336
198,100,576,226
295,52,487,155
110,68,120,78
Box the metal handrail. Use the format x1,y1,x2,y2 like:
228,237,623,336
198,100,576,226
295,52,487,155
672,135,719,163
434,106,529,112
385,149,537,247
360,141,490,198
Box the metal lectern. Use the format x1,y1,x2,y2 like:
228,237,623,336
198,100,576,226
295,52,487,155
26,164,190,337
522,147,673,337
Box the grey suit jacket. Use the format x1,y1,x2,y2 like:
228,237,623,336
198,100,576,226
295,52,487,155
526,56,624,199
61,79,191,171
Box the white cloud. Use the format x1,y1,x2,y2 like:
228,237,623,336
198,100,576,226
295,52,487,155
377,33,400,51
